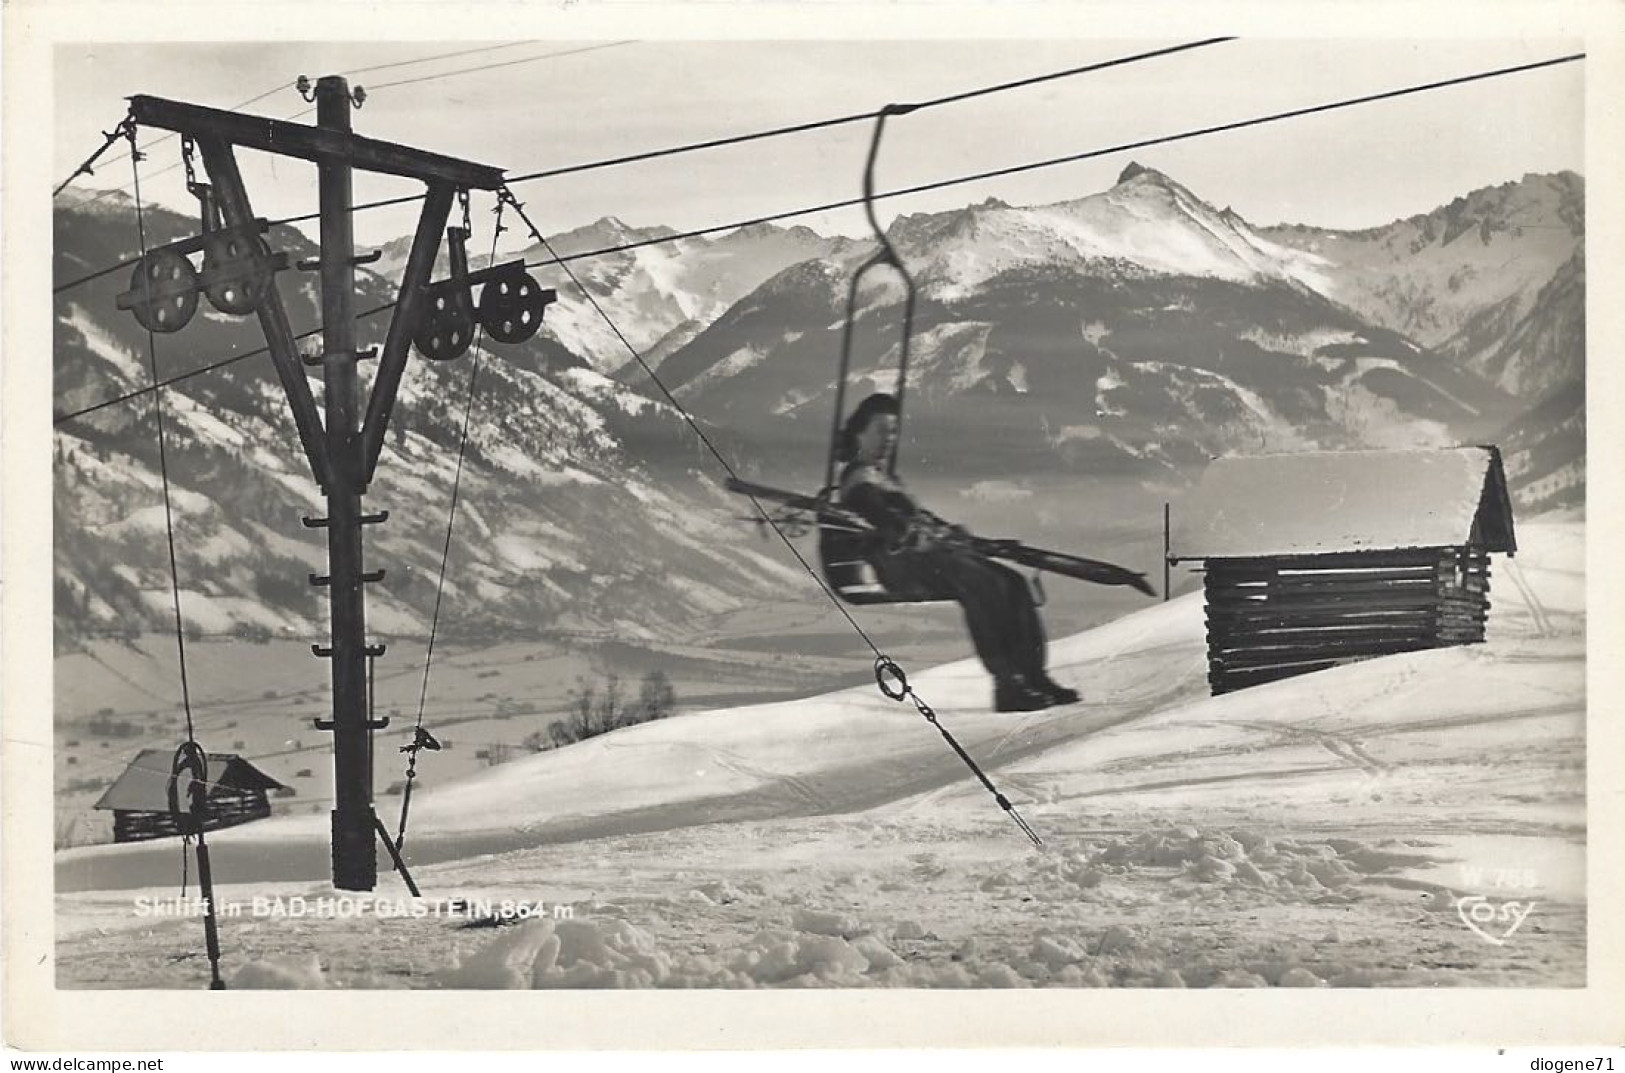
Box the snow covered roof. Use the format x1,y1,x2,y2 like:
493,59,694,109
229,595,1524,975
93,749,285,812
1170,446,1516,561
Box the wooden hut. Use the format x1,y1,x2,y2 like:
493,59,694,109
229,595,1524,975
93,749,287,843
1169,446,1516,696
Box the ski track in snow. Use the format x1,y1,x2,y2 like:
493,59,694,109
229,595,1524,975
54,522,1586,989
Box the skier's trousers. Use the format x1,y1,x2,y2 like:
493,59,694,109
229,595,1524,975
874,547,1047,682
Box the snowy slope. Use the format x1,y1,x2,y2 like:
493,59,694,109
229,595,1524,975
53,520,1584,988
57,519,1582,879
54,520,1584,990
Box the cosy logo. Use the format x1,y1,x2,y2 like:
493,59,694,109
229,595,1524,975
1456,894,1537,945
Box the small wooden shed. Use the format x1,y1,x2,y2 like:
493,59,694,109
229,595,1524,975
1169,446,1516,696
94,749,287,843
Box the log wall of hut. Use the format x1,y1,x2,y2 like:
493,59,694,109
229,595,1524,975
111,789,272,844
1204,546,1490,695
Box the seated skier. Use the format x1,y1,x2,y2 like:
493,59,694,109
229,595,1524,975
834,392,1080,713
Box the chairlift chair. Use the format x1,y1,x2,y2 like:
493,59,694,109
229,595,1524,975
815,106,952,607
726,106,1154,607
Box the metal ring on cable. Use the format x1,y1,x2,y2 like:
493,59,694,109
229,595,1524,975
167,741,209,821
874,656,909,701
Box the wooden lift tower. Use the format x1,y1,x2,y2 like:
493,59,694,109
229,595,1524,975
120,76,544,890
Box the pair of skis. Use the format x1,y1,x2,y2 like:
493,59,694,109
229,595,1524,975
726,477,1156,597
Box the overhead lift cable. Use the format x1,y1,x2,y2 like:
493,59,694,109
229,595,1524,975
260,39,1230,230
60,43,633,210
393,192,508,855
365,40,632,91
38,38,1230,297
126,125,228,990
57,84,293,197
317,47,1596,247
500,180,1044,847
522,50,1588,271
54,119,140,198
283,45,1584,236
505,38,1232,185
500,186,889,656
54,298,398,425
56,47,1581,302
343,40,545,77
53,48,1584,424
69,93,323,217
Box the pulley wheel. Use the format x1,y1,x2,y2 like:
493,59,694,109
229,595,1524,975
477,271,549,344
128,249,200,334
200,231,272,315
413,286,476,362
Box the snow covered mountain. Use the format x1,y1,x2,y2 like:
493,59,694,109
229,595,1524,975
1496,380,1585,516
899,165,1339,298
1263,176,1586,513
372,216,855,379
515,216,855,378
53,194,799,646
1469,246,1584,403
657,164,1549,487
1260,171,1583,399
52,163,1584,644
1480,245,1585,516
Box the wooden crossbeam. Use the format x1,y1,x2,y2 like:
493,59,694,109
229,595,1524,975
129,95,506,189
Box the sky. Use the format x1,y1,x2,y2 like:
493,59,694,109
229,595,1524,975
53,37,1585,256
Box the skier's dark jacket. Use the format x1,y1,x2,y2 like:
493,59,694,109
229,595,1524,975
837,461,958,555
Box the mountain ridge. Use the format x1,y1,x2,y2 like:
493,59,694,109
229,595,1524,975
653,167,1580,495
52,165,1584,643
